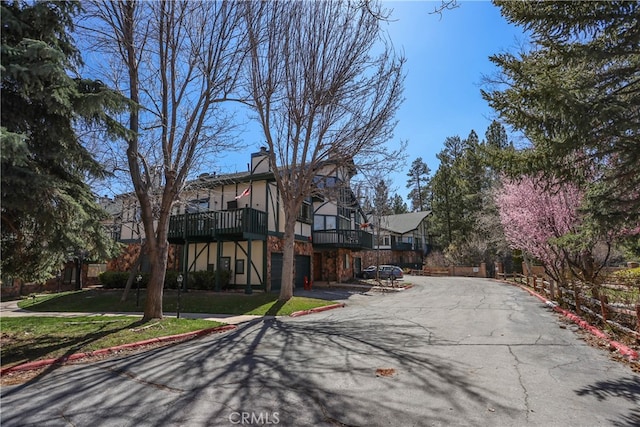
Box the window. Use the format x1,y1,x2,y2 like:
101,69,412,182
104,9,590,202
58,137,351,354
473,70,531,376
186,198,209,213
235,259,245,275
313,176,339,189
338,216,350,230
313,215,337,230
297,202,312,223
227,200,238,210
325,216,336,230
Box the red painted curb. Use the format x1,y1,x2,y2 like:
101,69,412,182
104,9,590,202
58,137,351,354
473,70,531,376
503,280,639,361
0,324,237,376
290,303,345,318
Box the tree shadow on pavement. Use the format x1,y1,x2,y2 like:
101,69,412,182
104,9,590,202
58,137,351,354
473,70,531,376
575,377,640,427
1,315,519,427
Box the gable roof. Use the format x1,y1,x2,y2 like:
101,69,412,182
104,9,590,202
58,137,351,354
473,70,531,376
379,211,431,234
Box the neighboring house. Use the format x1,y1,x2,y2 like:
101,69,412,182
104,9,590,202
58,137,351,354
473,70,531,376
364,211,432,269
101,148,373,292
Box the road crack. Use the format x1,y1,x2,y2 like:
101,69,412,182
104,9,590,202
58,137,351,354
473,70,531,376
508,345,531,421
102,366,184,393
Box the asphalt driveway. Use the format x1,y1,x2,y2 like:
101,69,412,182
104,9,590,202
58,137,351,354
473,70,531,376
1,276,638,426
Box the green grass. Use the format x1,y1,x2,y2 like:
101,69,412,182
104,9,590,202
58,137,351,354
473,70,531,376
3,291,337,369
1,316,223,368
17,289,336,316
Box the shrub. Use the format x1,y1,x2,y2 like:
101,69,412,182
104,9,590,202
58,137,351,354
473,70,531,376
612,267,640,285
164,270,231,290
164,270,181,289
192,270,232,290
217,269,231,290
191,270,216,290
100,269,233,290
99,271,151,289
99,271,131,289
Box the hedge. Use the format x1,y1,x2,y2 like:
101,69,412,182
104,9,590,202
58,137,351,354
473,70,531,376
99,270,231,290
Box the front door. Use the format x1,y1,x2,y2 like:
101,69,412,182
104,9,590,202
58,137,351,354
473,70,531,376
354,257,362,276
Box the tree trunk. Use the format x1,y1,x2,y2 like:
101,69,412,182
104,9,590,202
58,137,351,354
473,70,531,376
143,239,169,320
120,254,142,302
278,213,297,301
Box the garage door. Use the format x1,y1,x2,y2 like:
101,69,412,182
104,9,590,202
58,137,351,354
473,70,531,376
271,253,283,292
270,254,310,292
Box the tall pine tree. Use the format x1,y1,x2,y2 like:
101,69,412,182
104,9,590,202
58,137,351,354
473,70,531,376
406,157,431,212
1,1,125,281
483,1,640,234
390,193,408,214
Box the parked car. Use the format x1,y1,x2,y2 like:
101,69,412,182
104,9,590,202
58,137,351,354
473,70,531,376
360,265,403,280
360,265,378,279
379,265,403,280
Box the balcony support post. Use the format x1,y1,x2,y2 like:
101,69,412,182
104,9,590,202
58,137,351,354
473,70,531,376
215,240,222,292
182,212,189,293
245,238,253,294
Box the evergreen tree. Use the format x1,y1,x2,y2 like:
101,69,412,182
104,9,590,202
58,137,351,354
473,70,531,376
482,120,510,185
390,193,408,214
460,130,484,214
483,1,640,234
406,157,431,211
429,136,464,247
430,131,498,251
484,120,509,151
374,179,393,216
1,1,125,281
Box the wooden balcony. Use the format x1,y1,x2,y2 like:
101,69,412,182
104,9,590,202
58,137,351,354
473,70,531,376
167,208,267,243
312,229,373,250
391,242,418,251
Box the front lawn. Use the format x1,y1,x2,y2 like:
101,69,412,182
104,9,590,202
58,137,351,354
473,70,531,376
17,289,337,317
1,316,223,369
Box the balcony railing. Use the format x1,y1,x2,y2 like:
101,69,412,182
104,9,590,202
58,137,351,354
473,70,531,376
168,208,267,243
391,242,417,251
312,229,373,250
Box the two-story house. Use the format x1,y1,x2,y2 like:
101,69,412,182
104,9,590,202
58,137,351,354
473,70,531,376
103,148,373,292
363,211,432,269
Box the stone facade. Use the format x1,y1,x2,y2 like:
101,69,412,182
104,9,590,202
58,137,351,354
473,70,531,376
266,235,314,291
107,243,177,273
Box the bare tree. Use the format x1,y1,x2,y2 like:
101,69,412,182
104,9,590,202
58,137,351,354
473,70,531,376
82,1,245,319
242,0,404,300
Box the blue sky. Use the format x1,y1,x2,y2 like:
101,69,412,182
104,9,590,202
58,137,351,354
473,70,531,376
223,1,529,203
379,1,528,200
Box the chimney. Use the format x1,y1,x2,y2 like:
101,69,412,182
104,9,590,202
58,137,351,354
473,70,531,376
251,146,271,174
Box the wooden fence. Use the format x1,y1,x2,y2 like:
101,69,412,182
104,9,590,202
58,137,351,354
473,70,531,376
410,263,487,278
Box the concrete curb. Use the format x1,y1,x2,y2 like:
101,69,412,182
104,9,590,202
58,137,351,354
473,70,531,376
0,324,237,376
313,282,413,292
503,280,639,361
290,303,346,318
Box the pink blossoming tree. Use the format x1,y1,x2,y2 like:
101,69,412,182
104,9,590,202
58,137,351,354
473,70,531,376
495,175,583,286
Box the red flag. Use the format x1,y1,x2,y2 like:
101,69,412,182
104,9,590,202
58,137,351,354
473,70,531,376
235,187,251,199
